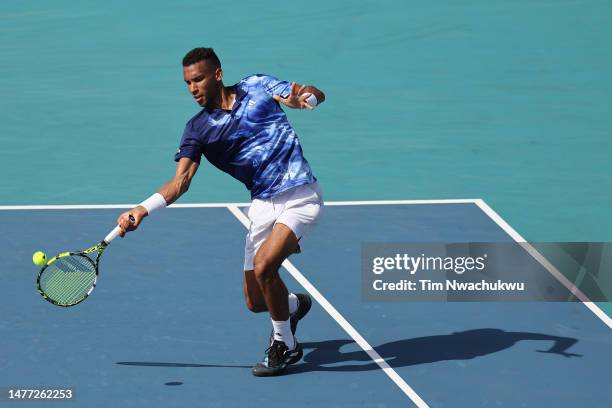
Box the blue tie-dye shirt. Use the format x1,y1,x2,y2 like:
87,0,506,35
174,74,316,199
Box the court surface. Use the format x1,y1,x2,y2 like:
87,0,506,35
2,1,611,406
1,200,610,407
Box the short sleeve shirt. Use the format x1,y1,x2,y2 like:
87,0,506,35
174,74,316,199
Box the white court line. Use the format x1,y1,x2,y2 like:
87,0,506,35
226,205,429,408
0,203,250,210
324,199,479,206
0,199,476,211
475,199,612,329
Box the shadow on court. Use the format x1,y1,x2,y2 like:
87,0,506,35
290,328,582,373
116,362,251,369
115,328,581,375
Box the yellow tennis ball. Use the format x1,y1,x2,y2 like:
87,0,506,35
32,251,47,266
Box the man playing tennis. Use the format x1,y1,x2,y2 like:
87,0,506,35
115,47,325,377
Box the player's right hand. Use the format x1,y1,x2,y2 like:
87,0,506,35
116,206,148,237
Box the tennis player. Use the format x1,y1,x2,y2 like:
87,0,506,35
116,47,325,376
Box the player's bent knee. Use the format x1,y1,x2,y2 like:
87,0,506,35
245,298,267,313
252,255,270,275
253,258,278,284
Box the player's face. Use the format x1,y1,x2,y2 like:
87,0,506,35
183,61,222,107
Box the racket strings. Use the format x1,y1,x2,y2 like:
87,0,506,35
49,257,96,300
43,262,93,301
44,260,95,303
40,255,97,305
56,270,94,302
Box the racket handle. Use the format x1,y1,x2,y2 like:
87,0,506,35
104,226,122,244
104,215,136,244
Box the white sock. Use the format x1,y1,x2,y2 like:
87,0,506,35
288,293,299,315
272,319,295,350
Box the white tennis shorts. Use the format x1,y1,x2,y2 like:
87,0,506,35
244,182,323,271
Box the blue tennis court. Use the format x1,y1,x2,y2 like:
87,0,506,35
1,201,610,407
2,0,611,406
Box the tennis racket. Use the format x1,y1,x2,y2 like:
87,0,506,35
36,216,134,307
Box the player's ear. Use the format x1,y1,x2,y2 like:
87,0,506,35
215,67,223,82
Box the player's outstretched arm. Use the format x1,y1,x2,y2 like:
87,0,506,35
116,157,199,236
273,81,325,110
158,157,200,205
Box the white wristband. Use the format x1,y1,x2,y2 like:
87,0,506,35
304,93,318,108
140,193,167,215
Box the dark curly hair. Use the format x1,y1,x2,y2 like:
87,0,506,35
182,47,221,68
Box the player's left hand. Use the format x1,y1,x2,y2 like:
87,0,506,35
273,82,315,110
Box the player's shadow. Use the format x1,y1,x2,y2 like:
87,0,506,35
291,328,581,373
116,362,251,369
115,328,581,374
